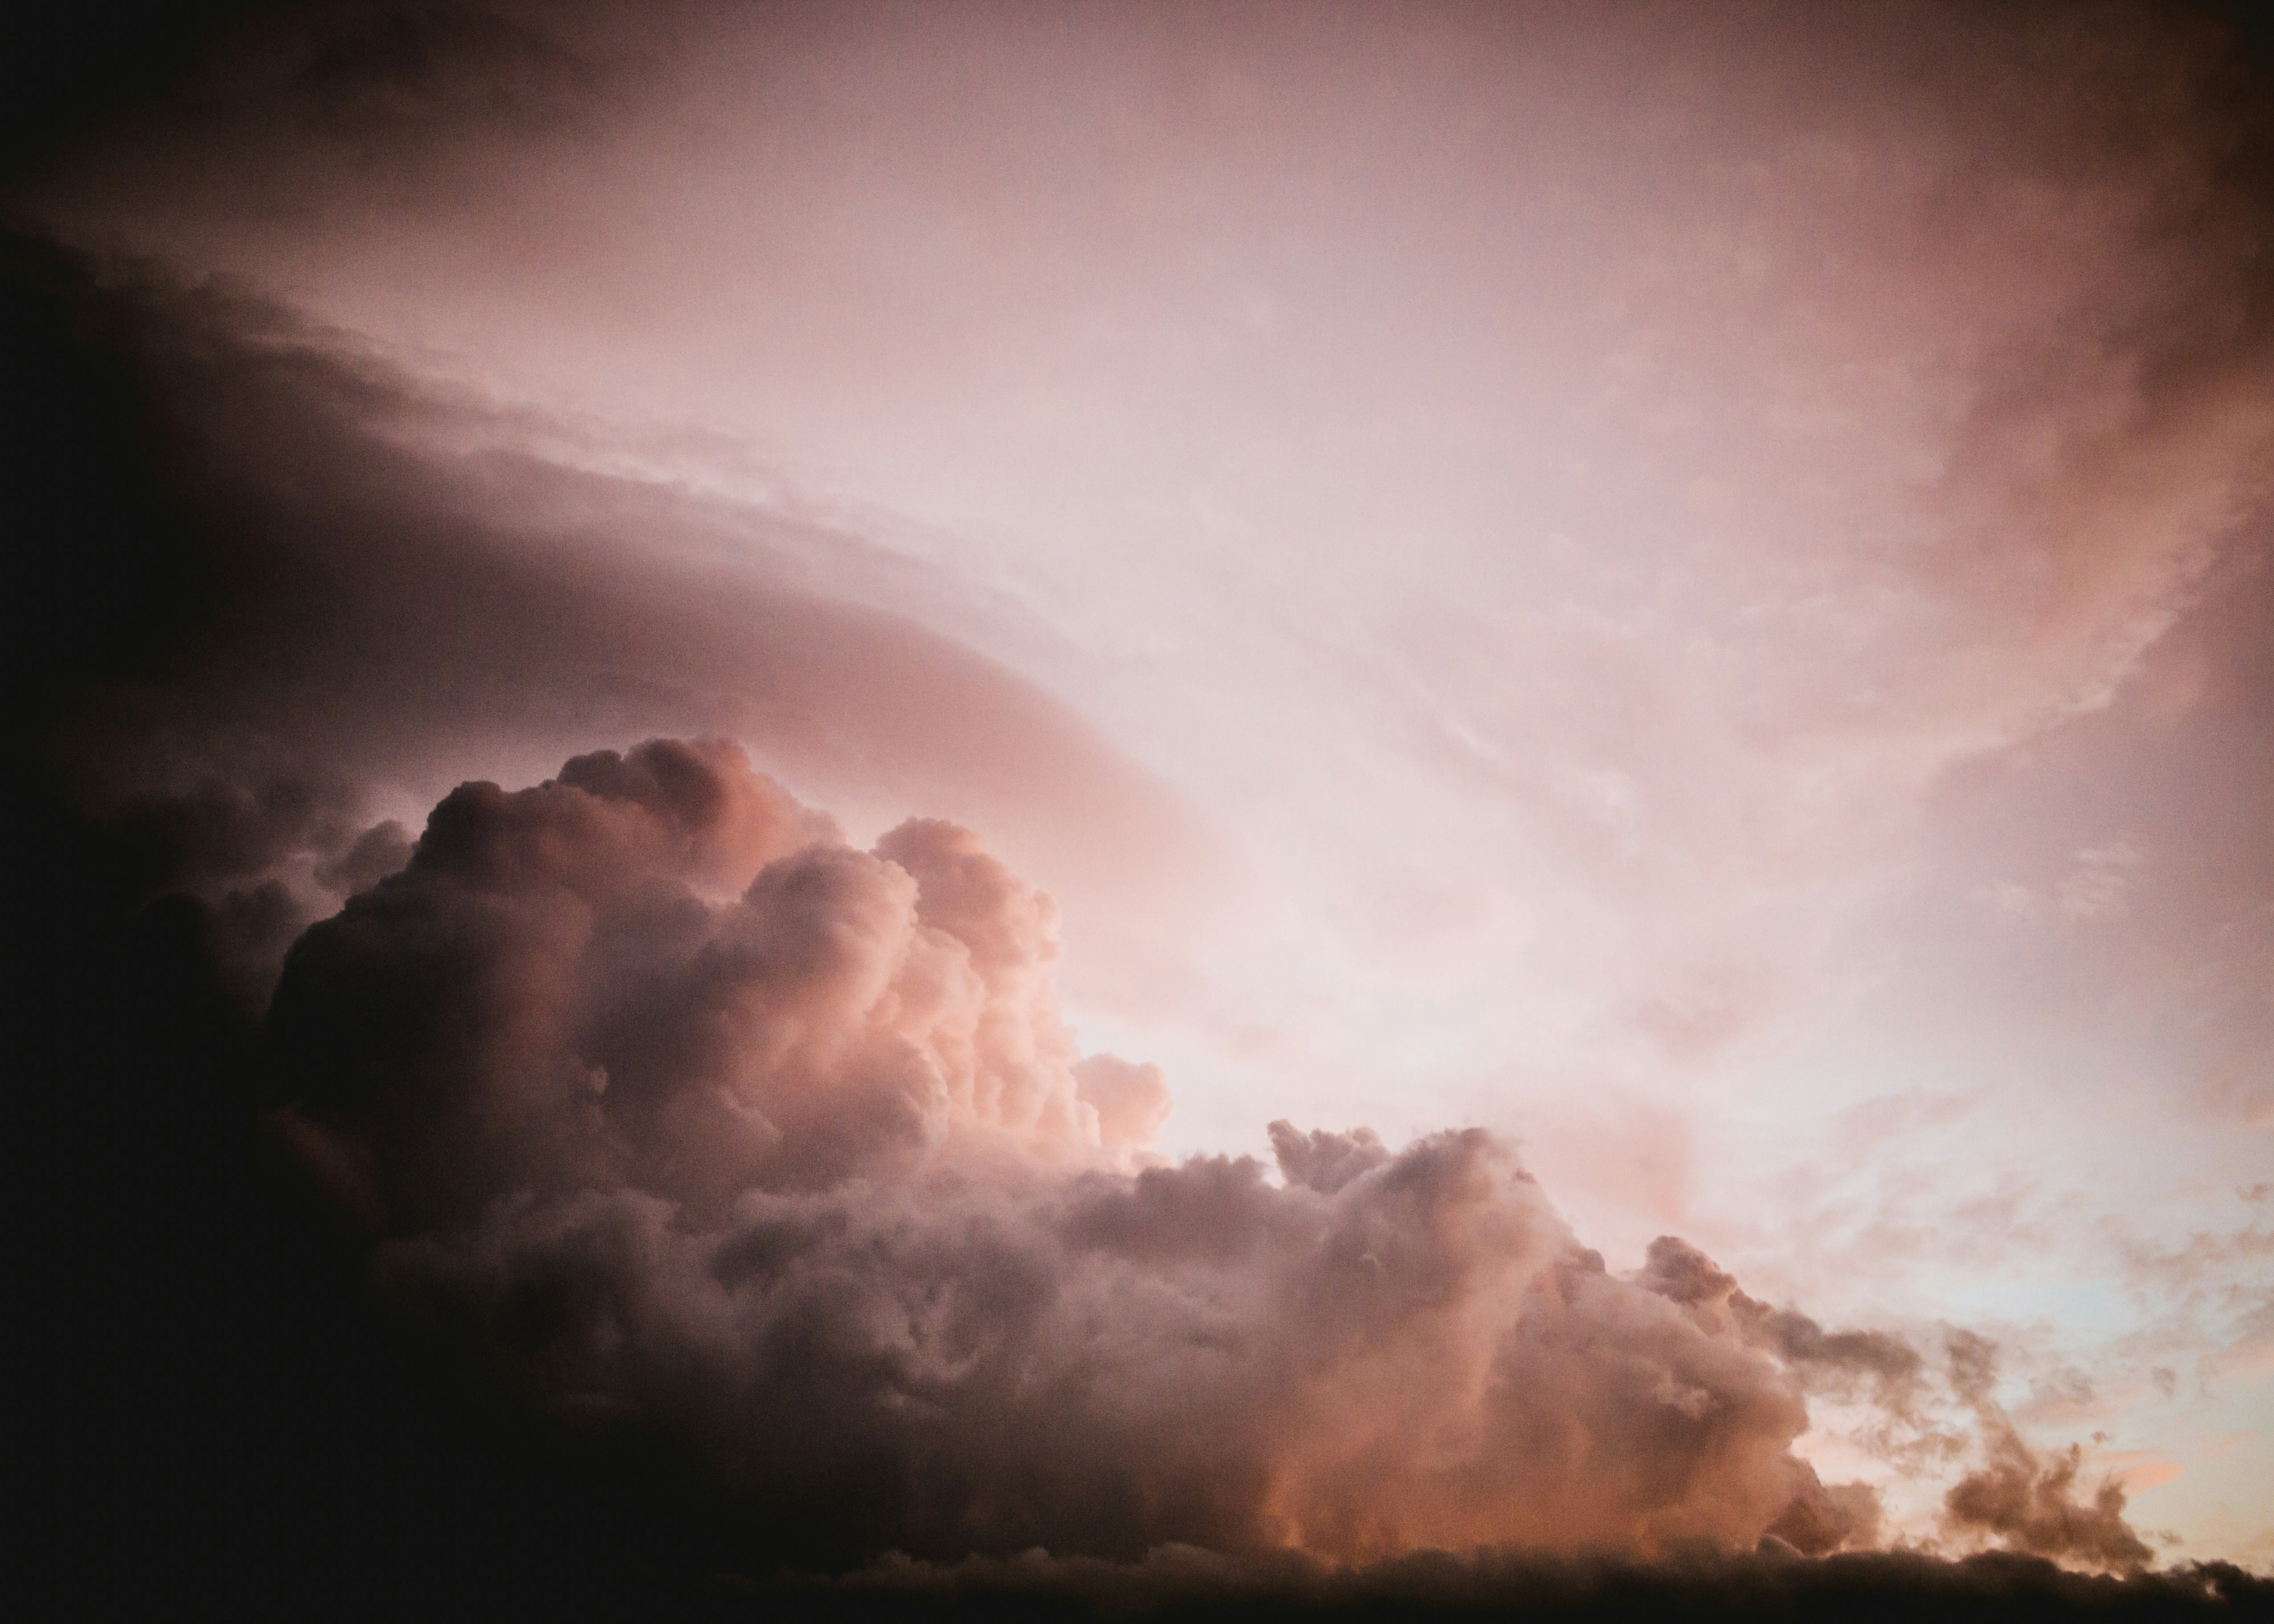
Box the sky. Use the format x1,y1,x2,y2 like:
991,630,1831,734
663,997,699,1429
7,0,2273,1615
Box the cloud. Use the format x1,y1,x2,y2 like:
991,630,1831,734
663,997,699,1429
262,740,1877,1563
0,235,1223,1020
1630,1235,1924,1406
1936,1331,2156,1569
1945,1431,2155,1570
267,736,1111,1232
8,6,2260,1602
792,1543,2270,1621
250,737,2165,1579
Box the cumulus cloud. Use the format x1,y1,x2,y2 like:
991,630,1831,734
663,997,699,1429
251,739,2156,1577
1938,1331,2156,1569
1945,1431,2155,1571
267,736,1116,1231
263,743,1844,1559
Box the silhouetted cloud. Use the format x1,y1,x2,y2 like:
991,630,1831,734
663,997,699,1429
787,1543,2271,1621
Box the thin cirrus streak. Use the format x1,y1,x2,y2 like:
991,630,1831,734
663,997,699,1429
4,0,2272,1612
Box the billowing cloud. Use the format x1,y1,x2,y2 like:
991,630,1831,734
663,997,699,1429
1945,1431,2155,1571
268,737,1108,1230
1938,1330,2156,1569
254,739,2157,1579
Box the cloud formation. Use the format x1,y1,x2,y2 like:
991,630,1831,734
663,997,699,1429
9,3,2265,1604
269,738,1115,1230
1940,1331,2156,1569
0,235,1221,1022
255,739,2153,1576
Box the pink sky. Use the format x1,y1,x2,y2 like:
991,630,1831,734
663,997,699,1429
20,0,2272,1563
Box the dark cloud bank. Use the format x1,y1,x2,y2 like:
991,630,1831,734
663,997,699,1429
8,14,2274,1623
2,276,2258,1624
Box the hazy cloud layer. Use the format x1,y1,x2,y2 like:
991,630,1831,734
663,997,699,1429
28,0,2268,1065
1,239,1222,1015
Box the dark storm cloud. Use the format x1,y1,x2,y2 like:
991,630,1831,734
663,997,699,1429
0,207,1204,1616
244,735,2164,1586
113,773,359,888
253,734,1894,1564
10,6,2261,1612
0,235,1217,1004
793,1543,2270,1621
1,227,2175,1604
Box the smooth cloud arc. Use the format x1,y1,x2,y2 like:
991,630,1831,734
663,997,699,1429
264,737,2048,1569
